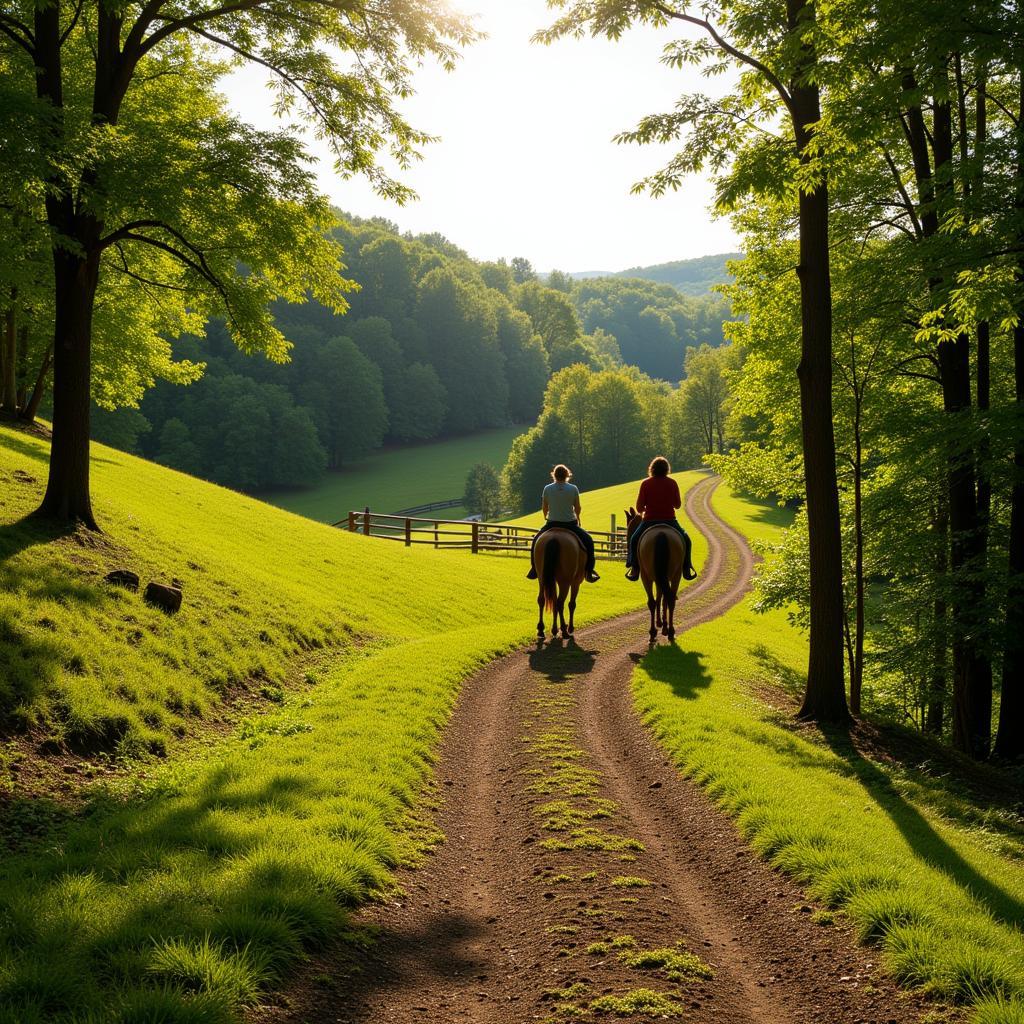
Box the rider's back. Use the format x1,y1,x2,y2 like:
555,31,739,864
543,481,579,523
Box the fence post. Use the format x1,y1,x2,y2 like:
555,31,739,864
610,513,616,558
405,518,412,547
471,521,479,554
363,506,371,536
347,511,355,532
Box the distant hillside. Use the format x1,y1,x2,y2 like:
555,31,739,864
571,252,741,296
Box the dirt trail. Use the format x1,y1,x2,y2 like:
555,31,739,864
259,475,923,1024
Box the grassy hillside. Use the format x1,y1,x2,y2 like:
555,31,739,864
571,252,741,296
633,485,1024,1024
0,421,655,1024
260,426,521,523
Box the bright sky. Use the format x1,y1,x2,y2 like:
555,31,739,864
223,1,739,272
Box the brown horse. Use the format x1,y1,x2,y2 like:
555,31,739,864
625,507,696,642
533,528,587,639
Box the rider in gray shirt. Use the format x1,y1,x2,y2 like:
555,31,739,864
526,464,599,582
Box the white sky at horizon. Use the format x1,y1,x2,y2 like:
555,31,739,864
222,1,740,272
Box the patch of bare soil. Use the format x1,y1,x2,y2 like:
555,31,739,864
255,476,934,1024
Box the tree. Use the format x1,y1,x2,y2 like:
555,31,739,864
541,0,848,722
389,363,448,443
511,257,537,284
464,463,502,519
1,0,473,528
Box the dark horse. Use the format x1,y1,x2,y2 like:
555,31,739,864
625,507,697,641
533,528,587,639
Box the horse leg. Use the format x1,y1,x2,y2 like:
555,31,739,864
646,586,657,642
537,584,546,638
568,581,580,635
666,593,676,641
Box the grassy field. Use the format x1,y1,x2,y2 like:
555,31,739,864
261,426,522,523
633,483,1024,1024
0,420,647,1024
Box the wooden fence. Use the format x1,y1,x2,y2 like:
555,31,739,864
336,508,628,561
393,497,463,515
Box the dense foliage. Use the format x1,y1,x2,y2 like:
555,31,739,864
545,0,1024,761
82,216,731,490
501,352,737,513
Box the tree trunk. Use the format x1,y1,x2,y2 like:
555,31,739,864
788,0,848,722
994,318,1024,759
37,251,100,529
851,410,864,715
21,343,53,423
938,334,991,757
1,304,17,414
993,65,1024,760
926,503,948,735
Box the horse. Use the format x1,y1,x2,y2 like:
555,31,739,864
533,528,587,640
625,507,696,642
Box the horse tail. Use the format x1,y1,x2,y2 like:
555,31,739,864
654,530,670,599
542,536,560,612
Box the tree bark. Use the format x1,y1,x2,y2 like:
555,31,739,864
788,0,848,723
851,399,864,715
993,66,1024,761
37,251,100,529
901,78,991,757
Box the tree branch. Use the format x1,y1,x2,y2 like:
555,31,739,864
651,1,795,120
0,12,35,56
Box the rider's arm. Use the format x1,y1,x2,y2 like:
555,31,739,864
542,496,549,519
573,494,582,524
672,479,681,510
635,481,647,515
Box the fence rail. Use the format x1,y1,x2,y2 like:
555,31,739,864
392,497,463,515
335,508,628,561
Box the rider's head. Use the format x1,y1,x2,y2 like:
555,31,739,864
648,456,670,478
552,464,572,482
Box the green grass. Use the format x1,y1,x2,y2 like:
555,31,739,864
632,481,1024,1023
261,425,522,523
0,421,657,1023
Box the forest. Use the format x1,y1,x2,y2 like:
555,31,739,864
535,0,1024,763
3,209,730,491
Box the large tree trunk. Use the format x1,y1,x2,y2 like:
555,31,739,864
851,409,864,716
939,333,990,756
993,66,1024,760
788,0,848,722
37,251,100,529
994,319,1024,759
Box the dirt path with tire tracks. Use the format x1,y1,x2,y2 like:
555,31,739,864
257,475,926,1024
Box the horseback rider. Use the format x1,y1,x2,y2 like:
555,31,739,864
526,464,600,583
625,456,691,581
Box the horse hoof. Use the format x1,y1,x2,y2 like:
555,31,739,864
667,630,676,641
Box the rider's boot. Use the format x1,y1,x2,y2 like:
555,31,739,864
625,565,640,581
586,570,600,583
526,566,538,579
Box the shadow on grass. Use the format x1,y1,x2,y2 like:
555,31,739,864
0,430,50,465
636,644,714,701
529,637,597,682
819,722,1024,930
0,516,111,744
749,646,1024,927
0,762,477,1021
